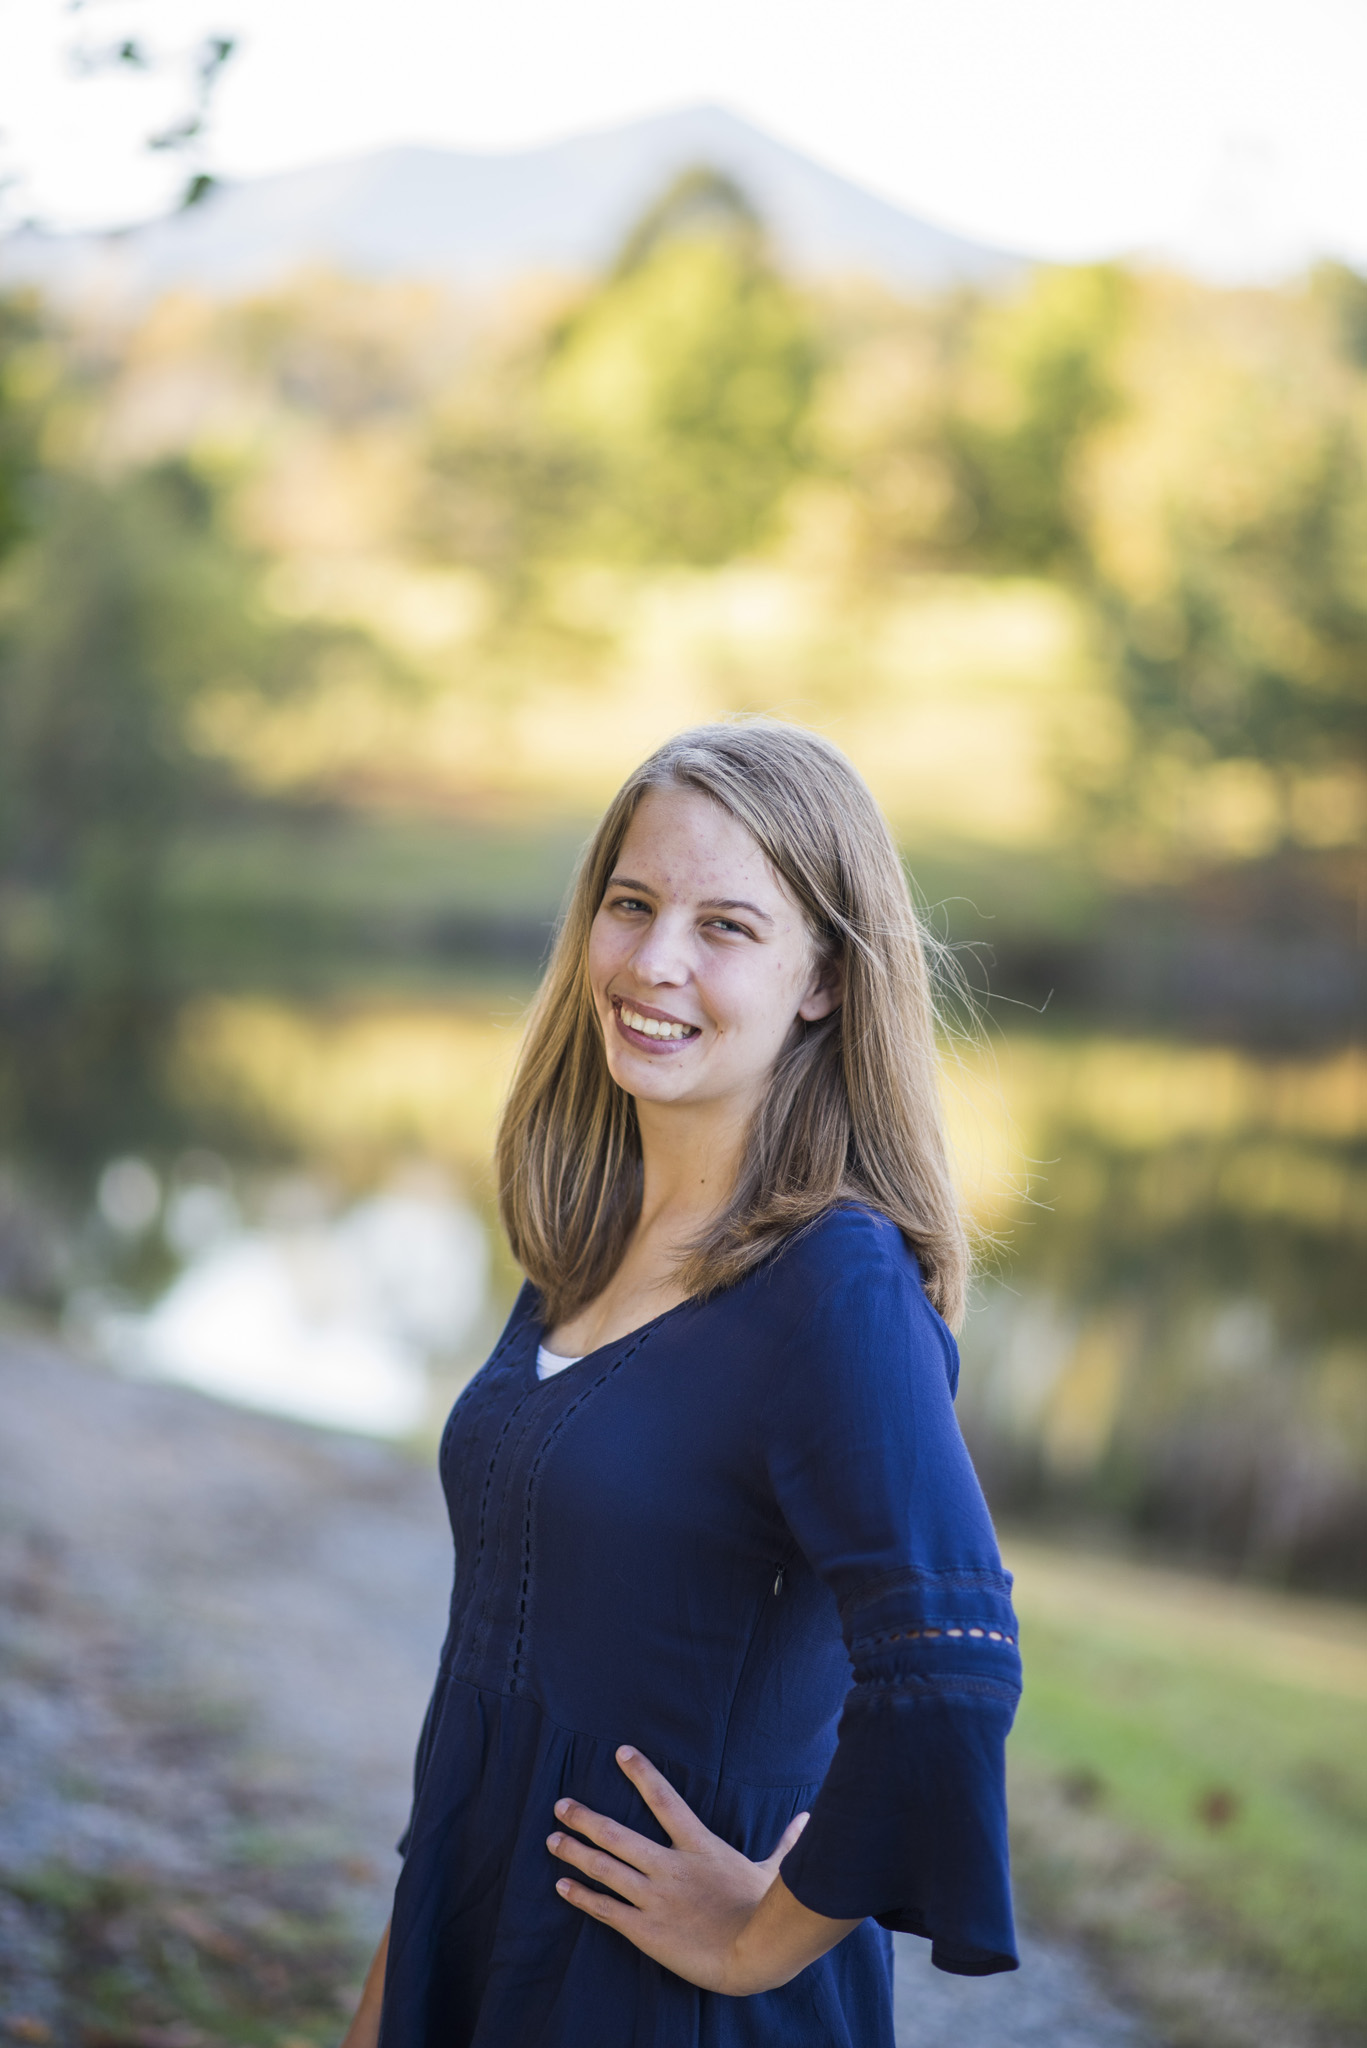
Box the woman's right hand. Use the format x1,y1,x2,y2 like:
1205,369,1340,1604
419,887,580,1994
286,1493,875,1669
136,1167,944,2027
547,1747,858,1994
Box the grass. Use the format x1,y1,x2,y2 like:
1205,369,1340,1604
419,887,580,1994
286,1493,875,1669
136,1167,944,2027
1005,1537,1367,2043
2,1862,364,2048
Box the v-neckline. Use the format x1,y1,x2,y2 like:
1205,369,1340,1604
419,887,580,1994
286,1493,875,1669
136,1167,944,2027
527,1293,697,1386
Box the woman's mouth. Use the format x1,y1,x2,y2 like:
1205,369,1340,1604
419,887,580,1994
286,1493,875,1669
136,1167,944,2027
611,997,702,1052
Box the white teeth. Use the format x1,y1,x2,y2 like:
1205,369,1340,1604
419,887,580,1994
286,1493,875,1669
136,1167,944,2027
622,1007,692,1041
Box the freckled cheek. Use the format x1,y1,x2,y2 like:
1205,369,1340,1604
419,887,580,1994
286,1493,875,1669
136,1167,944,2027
703,962,795,1043
587,920,625,988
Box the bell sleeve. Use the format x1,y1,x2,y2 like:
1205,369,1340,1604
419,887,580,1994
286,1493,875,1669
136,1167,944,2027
768,1218,1021,1975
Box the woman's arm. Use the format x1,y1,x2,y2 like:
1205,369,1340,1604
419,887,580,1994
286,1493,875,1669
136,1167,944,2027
754,1238,1022,1970
547,1747,860,1995
340,1920,390,2048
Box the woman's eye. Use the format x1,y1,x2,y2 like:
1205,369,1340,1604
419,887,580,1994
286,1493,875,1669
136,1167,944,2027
610,896,650,914
707,918,748,937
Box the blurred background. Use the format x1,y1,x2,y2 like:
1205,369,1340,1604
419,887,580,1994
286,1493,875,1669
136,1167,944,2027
0,3,1364,2045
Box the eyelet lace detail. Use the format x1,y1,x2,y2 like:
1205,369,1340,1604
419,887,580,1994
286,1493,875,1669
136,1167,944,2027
865,1626,1016,1647
508,1323,661,1692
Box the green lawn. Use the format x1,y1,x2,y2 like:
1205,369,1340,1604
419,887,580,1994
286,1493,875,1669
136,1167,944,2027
1004,1538,1367,2041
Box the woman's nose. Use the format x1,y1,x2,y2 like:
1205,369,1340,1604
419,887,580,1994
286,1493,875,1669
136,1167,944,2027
630,915,692,985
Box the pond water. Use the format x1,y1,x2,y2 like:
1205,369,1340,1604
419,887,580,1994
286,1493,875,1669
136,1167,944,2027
81,1173,488,1437
43,992,1367,1592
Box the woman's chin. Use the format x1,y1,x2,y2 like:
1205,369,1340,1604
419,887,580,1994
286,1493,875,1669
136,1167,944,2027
608,1052,700,1102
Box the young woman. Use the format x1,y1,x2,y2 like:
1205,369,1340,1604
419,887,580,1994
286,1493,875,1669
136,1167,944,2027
344,720,1021,2048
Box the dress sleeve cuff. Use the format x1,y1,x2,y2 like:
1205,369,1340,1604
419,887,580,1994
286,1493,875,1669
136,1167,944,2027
779,1633,1021,1975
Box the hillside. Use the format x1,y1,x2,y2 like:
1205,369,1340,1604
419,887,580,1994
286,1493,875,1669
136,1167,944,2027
0,103,1022,305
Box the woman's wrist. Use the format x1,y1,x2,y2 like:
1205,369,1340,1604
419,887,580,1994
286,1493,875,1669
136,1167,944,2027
719,1875,835,1995
719,1898,779,1996
721,1874,864,1996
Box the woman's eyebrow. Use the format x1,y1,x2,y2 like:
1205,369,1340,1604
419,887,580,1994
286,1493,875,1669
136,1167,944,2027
702,898,774,926
607,876,774,926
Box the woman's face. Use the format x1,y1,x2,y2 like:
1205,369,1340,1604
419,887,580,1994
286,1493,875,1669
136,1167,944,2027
587,785,841,1119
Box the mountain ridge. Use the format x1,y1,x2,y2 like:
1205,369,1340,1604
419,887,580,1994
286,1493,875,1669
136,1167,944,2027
0,103,1025,305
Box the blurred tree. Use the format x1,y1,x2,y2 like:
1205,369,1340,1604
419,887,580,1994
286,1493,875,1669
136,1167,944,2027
60,14,237,214
542,167,820,565
810,267,1130,579
0,463,261,1164
2,466,254,953
609,165,764,277
404,282,601,619
944,264,1131,573
1313,260,1367,370
412,405,598,611
1079,278,1367,852
408,169,820,620
231,273,457,425
0,452,387,1171
0,292,46,566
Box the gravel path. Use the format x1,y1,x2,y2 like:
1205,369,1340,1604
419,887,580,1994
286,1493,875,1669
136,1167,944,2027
0,1331,1157,2045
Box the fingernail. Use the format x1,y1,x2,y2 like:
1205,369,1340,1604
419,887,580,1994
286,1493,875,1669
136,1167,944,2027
617,1745,636,1763
547,1833,561,1850
554,1799,570,1818
556,1879,570,1895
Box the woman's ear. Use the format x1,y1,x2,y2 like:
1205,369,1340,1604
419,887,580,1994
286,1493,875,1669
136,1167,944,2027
797,947,845,1023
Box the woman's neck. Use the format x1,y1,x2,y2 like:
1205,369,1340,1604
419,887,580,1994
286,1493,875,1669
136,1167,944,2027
544,1095,751,1355
634,1094,750,1240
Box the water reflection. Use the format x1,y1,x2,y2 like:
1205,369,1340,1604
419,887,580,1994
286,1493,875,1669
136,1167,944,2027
950,1034,1367,1589
26,993,1367,1586
84,1169,487,1437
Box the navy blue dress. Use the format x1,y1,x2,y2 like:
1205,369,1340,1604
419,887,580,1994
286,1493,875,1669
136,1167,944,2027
380,1206,1021,2048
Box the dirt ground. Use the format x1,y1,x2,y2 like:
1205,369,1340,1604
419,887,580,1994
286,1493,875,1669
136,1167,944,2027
0,1329,1154,2046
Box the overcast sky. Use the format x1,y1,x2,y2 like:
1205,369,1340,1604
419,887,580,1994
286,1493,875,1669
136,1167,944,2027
3,0,1364,279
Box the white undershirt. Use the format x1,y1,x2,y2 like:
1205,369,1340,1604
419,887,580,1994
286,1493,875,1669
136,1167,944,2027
536,1345,583,1381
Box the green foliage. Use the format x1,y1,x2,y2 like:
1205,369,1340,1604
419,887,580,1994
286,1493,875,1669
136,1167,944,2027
0,292,48,566
610,165,764,278
810,266,1131,580
4,221,1366,1171
1,465,255,937
1079,280,1367,838
409,171,818,592
945,264,1132,573
231,272,453,424
0,466,251,1164
0,457,393,1169
64,15,238,220
542,172,819,565
1313,258,1367,369
1100,432,1367,783
412,411,599,604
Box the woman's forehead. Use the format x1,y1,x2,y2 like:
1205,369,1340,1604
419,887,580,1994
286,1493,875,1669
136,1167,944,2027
615,787,794,906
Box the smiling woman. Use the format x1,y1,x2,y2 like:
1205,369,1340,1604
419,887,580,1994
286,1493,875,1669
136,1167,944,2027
344,720,1021,2048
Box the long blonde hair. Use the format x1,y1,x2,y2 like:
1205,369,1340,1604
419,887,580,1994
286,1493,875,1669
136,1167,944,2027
496,720,969,1330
